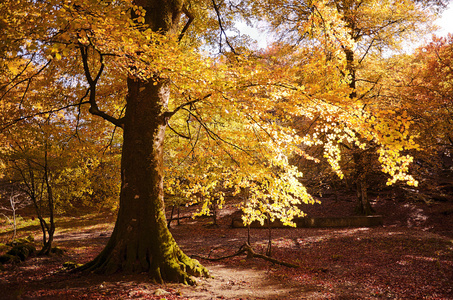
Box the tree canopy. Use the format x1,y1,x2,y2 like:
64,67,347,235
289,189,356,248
0,0,448,283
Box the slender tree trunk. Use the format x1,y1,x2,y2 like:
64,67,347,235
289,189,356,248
353,151,374,216
9,192,18,244
40,144,56,255
22,158,55,254
355,176,374,215
167,205,175,228
12,208,17,243
266,214,272,257
344,39,374,215
211,198,218,227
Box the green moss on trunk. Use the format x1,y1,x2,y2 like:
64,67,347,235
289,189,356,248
79,72,209,284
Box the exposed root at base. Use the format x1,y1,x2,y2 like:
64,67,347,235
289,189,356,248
191,243,300,268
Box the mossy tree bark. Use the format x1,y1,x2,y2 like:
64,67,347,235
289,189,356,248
80,0,209,284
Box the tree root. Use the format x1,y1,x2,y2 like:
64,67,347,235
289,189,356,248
191,243,300,268
74,242,210,285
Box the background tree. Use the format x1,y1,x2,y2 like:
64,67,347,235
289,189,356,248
0,115,119,254
0,35,120,253
405,34,453,155
248,0,444,214
0,188,28,245
384,34,453,198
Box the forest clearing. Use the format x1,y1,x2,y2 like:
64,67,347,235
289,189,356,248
2,0,453,299
1,187,453,299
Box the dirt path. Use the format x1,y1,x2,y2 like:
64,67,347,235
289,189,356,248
179,264,298,300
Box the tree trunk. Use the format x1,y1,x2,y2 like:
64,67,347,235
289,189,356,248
345,47,357,99
355,176,374,215
344,35,374,215
80,76,208,284
80,0,209,283
40,146,56,255
353,151,374,216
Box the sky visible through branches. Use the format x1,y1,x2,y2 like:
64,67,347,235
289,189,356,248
238,2,453,50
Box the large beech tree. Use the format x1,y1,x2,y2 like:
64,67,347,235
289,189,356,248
0,0,210,282
69,0,211,282
0,0,437,283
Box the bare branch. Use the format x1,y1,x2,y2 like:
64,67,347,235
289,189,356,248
211,0,238,55
0,101,90,132
163,93,212,120
1,56,52,103
166,121,191,139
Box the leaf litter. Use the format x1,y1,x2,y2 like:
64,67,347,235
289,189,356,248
0,196,452,299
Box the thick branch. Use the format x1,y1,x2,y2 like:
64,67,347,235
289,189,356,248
88,106,124,128
79,46,124,128
178,6,194,42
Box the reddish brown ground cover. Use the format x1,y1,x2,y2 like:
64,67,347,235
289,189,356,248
1,194,452,299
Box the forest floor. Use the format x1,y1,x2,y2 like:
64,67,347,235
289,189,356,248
0,188,453,299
